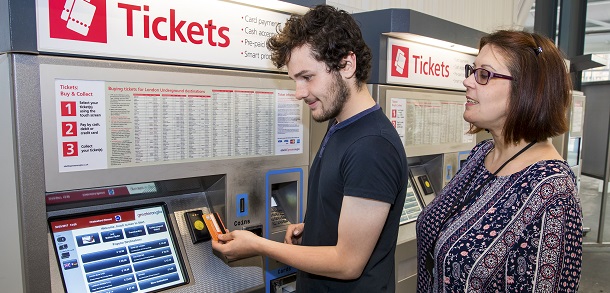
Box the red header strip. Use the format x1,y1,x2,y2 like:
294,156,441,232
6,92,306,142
46,186,130,205
50,210,136,232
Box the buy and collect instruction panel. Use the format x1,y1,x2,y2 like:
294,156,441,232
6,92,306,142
55,79,302,173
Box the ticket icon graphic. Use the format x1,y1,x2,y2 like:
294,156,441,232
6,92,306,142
61,0,97,36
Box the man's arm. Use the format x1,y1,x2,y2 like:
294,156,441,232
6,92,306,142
212,195,390,280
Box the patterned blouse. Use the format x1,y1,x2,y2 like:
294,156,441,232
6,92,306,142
416,140,583,292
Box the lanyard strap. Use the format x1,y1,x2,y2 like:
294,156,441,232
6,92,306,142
490,140,538,176
471,139,538,193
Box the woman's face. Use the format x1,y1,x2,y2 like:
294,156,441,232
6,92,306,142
463,44,513,134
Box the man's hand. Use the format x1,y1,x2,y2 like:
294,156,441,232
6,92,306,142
284,223,304,245
211,229,261,261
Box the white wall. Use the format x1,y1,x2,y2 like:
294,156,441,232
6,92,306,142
327,0,534,33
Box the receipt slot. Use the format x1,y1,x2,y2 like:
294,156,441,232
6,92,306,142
265,169,303,293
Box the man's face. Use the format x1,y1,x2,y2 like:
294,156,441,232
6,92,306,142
286,45,349,122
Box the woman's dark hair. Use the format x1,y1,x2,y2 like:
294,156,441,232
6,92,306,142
266,5,372,88
470,30,572,144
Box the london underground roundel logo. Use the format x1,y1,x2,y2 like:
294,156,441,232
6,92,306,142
48,0,107,43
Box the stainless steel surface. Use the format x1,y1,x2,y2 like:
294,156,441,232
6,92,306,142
174,208,265,293
13,53,51,293
0,54,24,293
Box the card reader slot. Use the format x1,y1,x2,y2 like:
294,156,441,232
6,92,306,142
184,210,211,243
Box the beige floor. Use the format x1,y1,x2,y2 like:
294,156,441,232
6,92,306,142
579,175,610,292
581,246,610,292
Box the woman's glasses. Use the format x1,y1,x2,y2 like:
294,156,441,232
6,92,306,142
465,64,513,85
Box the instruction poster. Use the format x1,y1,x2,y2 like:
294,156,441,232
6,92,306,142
55,79,302,172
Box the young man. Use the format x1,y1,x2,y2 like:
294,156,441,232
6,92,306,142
212,5,408,292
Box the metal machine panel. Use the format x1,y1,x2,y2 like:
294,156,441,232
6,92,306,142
0,54,25,293
581,84,609,179
12,53,52,293
46,186,267,293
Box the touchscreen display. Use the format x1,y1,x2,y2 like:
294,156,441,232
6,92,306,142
400,178,423,225
49,204,188,293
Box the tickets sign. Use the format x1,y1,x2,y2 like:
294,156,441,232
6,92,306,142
386,38,476,90
36,0,291,71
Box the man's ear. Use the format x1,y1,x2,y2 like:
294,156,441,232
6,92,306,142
340,51,357,79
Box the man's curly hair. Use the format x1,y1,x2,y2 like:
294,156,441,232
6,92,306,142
266,5,372,88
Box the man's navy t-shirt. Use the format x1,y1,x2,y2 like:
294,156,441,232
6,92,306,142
296,106,408,292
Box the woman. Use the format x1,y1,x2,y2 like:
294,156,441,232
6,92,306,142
416,30,583,292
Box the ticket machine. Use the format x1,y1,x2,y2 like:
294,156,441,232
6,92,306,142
552,90,587,189
29,53,308,293
1,1,315,292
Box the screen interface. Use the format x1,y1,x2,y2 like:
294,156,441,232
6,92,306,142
269,181,298,232
400,178,423,225
49,204,188,293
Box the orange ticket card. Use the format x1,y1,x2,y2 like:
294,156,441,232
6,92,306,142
203,212,227,241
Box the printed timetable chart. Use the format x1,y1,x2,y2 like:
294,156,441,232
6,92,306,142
390,98,473,146
55,79,302,172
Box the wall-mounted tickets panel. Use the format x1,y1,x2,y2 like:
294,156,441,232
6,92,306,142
38,56,309,193
374,84,475,157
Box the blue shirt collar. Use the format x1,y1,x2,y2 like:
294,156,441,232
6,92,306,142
318,104,381,158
